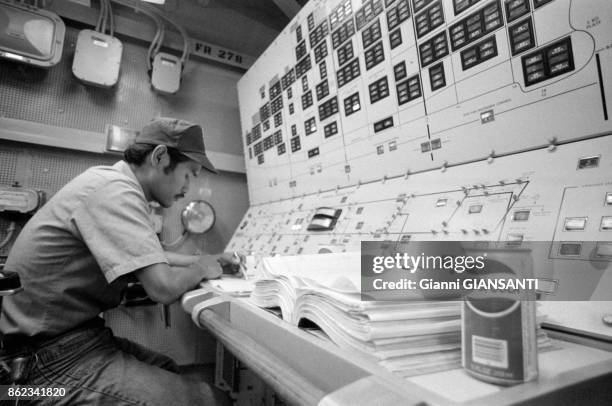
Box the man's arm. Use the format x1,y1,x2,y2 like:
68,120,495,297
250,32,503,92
135,256,222,305
137,252,244,305
164,251,200,267
164,251,242,268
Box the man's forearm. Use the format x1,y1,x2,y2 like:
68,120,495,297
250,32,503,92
164,251,201,267
136,262,212,305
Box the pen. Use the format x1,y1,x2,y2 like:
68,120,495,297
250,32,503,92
233,251,248,280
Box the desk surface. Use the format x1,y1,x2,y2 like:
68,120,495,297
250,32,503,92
182,288,612,406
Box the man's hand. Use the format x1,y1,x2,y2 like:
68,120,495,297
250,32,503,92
190,255,223,280
217,252,246,277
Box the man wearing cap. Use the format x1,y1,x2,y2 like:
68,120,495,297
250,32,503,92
0,117,233,405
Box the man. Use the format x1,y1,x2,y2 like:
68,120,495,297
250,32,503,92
0,117,235,405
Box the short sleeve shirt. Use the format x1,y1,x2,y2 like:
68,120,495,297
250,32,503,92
0,161,168,338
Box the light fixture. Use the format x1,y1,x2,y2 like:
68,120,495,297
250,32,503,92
0,2,65,67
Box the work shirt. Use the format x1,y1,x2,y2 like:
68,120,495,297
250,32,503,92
0,161,168,338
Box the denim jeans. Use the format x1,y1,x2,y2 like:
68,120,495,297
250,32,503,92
1,325,230,406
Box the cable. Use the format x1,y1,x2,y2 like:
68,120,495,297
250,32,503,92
135,1,191,71
154,19,165,56
110,0,164,71
107,0,115,37
158,12,190,67
95,0,105,32
0,222,16,250
149,13,164,70
107,0,191,76
101,0,108,35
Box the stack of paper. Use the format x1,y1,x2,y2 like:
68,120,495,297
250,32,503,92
249,252,464,377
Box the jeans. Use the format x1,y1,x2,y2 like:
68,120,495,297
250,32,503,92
1,325,230,406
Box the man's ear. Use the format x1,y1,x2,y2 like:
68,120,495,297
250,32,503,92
150,145,170,170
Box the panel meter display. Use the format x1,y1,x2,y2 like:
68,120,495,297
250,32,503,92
307,207,342,231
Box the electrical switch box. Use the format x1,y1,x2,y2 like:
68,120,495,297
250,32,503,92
151,52,181,94
72,29,122,88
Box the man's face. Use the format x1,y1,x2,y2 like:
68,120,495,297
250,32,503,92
152,153,202,208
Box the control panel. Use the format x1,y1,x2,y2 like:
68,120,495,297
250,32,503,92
230,0,612,301
228,135,612,300
237,0,612,205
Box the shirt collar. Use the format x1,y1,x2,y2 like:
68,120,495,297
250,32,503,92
113,160,146,197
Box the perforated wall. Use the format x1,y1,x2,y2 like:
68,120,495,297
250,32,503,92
0,26,244,156
27,150,117,192
0,149,19,187
0,142,118,257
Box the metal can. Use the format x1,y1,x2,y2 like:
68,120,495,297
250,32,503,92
462,297,538,385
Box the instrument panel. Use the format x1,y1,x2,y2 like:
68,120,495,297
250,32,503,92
237,0,612,204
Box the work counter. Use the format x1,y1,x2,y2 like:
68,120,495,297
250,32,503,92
182,287,612,406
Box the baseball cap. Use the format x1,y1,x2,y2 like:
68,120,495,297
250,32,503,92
134,117,218,174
